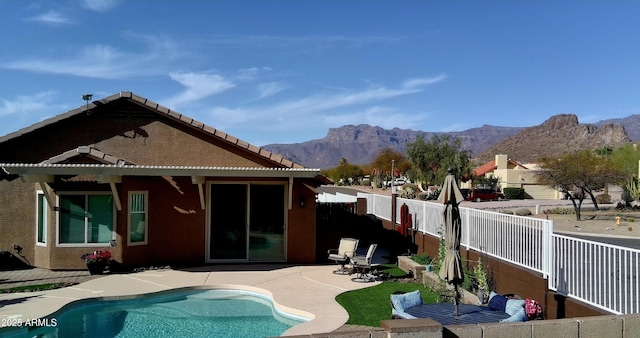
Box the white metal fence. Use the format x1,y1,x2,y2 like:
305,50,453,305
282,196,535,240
357,192,638,315
551,234,640,314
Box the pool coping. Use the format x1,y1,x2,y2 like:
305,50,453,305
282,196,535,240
0,264,380,336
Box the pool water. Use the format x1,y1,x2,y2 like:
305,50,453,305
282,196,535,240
9,289,307,338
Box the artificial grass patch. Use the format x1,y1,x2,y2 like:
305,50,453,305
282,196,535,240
0,282,75,293
377,264,412,278
336,281,438,327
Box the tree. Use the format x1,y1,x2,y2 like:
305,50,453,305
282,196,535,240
536,150,626,220
610,143,640,178
322,158,363,185
370,148,412,180
406,134,471,186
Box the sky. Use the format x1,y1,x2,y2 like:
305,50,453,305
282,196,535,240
1,1,640,146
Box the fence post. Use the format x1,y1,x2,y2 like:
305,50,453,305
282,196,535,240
543,219,553,279
391,192,397,230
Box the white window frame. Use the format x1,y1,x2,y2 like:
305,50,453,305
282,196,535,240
56,192,116,247
36,190,47,246
128,191,148,246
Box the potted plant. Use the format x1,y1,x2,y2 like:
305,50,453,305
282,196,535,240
81,250,112,275
474,258,489,304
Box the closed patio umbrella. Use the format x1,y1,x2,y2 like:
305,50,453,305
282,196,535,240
437,170,465,316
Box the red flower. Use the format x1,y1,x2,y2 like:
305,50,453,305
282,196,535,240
81,250,112,264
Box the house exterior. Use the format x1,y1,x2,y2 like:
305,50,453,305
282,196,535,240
468,154,562,199
0,92,330,270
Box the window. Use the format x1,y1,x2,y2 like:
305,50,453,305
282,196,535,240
36,192,47,245
128,191,148,245
58,194,114,245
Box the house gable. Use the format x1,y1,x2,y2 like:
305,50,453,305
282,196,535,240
0,92,325,270
0,91,300,169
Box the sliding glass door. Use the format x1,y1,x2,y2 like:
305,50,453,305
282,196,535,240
209,183,286,261
249,185,285,260
209,184,247,260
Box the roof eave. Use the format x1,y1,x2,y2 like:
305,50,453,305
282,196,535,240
1,164,321,179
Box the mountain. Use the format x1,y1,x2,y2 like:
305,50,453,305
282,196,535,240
263,124,523,168
263,114,635,169
476,114,631,163
596,114,640,141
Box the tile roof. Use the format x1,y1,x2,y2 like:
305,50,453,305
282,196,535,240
0,91,302,169
42,146,133,166
473,160,497,176
473,159,529,176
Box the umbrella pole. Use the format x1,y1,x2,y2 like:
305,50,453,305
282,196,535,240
454,284,460,316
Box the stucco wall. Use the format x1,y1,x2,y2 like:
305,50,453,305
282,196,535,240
92,119,272,167
286,178,318,263
0,180,37,266
119,176,205,268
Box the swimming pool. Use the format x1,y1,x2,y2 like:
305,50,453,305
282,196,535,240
3,289,308,338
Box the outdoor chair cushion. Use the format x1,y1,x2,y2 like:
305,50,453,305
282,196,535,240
390,290,422,319
488,292,528,322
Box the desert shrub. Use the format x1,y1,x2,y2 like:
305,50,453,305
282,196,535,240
399,183,418,199
503,187,525,200
410,253,432,265
596,194,611,204
549,207,575,215
418,188,441,200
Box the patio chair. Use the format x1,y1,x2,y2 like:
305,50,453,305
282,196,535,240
350,243,378,282
327,237,359,274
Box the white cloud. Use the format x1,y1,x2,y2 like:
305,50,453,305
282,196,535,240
80,0,122,13
257,82,286,99
0,91,59,117
402,74,447,89
265,82,427,116
235,67,274,81
5,45,132,78
323,106,426,130
165,72,236,107
205,76,441,134
205,34,401,50
236,68,260,80
29,10,75,25
206,106,251,130
4,35,188,79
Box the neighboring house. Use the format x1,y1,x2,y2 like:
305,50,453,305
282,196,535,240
0,92,330,270
467,154,562,199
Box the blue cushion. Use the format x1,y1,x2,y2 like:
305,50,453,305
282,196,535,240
500,299,527,322
500,308,528,322
390,290,423,312
488,292,508,312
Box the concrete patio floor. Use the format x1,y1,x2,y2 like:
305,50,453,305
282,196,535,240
0,264,380,336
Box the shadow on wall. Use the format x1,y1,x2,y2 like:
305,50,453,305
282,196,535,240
316,203,415,264
0,251,31,271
